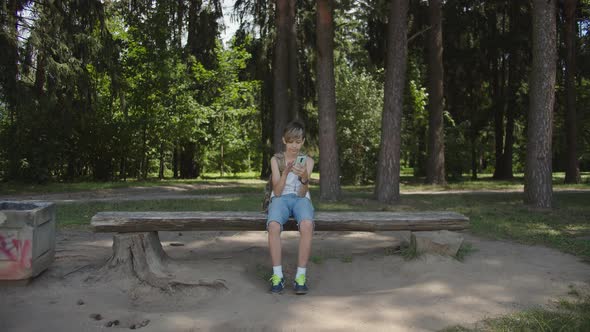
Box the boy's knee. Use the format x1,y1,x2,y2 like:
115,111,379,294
267,221,282,233
299,220,313,234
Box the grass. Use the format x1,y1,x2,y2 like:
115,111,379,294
440,290,590,332
455,242,478,262
399,243,420,260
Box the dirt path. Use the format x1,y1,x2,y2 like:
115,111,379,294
0,184,242,203
1,230,589,331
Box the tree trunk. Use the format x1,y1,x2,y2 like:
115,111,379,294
316,0,341,201
260,67,273,179
525,0,556,208
180,141,199,179
273,0,290,153
470,133,478,180
564,0,580,183
99,232,226,291
426,0,446,185
287,0,299,120
375,0,409,203
173,145,179,178
159,143,165,179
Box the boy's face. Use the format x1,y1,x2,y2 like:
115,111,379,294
283,137,305,154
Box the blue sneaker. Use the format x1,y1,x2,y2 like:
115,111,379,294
293,274,308,295
269,274,285,293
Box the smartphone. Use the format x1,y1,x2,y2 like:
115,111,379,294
296,155,307,167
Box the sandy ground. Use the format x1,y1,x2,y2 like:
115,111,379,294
1,229,589,332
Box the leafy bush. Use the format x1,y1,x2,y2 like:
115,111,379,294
335,65,383,185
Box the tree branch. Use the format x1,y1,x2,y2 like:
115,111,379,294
408,25,432,43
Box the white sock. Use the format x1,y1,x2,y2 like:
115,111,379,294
295,267,306,278
273,265,283,279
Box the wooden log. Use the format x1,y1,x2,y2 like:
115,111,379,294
91,211,469,233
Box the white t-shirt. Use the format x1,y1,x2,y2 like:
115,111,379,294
271,171,311,199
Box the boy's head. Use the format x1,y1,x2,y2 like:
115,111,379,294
282,120,305,143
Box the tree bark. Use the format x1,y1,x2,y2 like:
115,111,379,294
564,0,580,183
159,142,165,179
273,0,290,153
316,0,341,201
287,0,299,120
426,0,446,185
524,0,556,208
375,0,409,203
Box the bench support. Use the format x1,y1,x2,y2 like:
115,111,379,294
100,232,226,291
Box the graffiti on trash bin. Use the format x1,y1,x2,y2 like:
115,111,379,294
0,233,32,278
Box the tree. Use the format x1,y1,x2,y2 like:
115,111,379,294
273,0,290,153
525,0,556,208
425,0,445,184
316,0,341,201
287,0,300,120
375,0,409,203
564,0,580,183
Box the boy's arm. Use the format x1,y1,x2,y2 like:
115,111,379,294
271,157,292,197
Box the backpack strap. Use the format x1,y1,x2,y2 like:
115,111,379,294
273,152,286,174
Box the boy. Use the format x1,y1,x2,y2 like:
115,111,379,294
267,120,315,294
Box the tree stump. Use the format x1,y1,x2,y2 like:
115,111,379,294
100,232,226,291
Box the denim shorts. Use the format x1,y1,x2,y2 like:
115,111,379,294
266,193,314,231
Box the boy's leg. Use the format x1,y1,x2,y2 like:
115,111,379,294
293,198,315,267
267,221,282,267
293,198,314,294
266,197,289,293
297,220,313,268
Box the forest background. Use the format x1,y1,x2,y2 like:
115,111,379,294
1,0,589,201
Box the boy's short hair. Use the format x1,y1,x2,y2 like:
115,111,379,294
283,120,305,142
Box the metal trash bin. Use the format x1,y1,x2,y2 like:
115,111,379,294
0,201,56,280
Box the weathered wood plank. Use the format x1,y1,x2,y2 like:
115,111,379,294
91,211,469,233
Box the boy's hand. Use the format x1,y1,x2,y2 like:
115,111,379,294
292,163,307,179
285,161,295,174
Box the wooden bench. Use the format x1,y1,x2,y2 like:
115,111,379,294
91,211,470,232
90,211,469,290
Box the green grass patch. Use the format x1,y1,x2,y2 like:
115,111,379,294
398,243,420,261
310,255,324,265
340,254,353,263
441,291,590,332
455,242,478,262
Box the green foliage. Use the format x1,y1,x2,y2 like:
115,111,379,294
444,120,472,179
335,63,383,184
1,0,590,186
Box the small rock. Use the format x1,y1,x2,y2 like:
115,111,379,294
411,230,464,256
90,313,103,321
106,320,120,327
77,299,85,305
178,232,183,236
130,319,150,329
